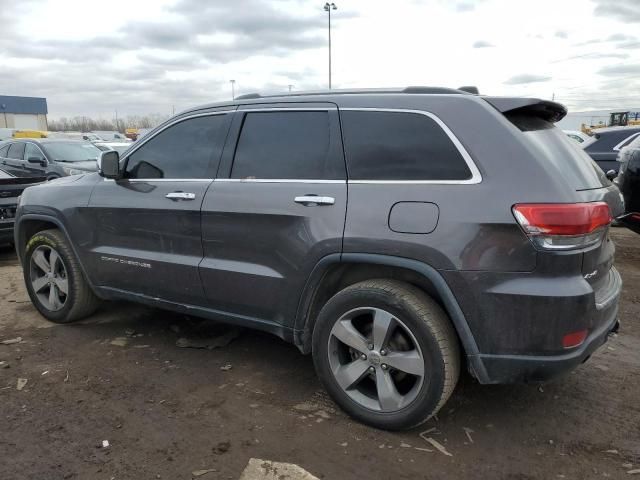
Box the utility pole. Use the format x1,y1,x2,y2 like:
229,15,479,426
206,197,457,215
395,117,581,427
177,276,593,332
323,3,337,89
288,84,293,93
115,109,119,132
230,79,236,100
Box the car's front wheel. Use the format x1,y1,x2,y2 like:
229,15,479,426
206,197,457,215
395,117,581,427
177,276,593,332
312,279,460,430
23,229,100,323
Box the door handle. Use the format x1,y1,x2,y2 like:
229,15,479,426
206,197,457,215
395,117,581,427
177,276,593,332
294,195,335,206
166,192,196,200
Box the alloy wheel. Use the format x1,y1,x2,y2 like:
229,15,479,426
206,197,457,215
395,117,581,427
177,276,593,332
327,307,426,412
29,245,68,312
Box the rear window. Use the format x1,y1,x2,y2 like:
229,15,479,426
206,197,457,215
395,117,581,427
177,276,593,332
340,111,472,181
507,114,609,191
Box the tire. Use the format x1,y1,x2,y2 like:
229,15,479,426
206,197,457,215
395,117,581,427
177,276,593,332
23,229,100,323
312,279,460,430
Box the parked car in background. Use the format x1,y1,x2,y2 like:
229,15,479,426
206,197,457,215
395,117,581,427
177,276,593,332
564,130,592,144
0,168,45,245
615,135,640,234
91,131,131,142
0,128,17,140
0,139,101,180
47,132,102,142
93,142,132,155
13,87,623,430
583,126,640,174
136,128,152,140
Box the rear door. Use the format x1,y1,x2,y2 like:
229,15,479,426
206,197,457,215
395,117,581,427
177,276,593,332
200,104,347,326
85,109,234,305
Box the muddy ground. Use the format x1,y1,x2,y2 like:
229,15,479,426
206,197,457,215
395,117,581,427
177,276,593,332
1,229,639,480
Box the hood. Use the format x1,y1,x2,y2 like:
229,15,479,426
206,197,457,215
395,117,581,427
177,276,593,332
57,160,98,172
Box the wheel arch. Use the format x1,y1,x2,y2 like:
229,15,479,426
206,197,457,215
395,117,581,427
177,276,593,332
15,214,96,291
294,253,488,380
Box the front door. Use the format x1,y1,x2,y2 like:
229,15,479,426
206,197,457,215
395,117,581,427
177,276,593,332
200,105,347,327
23,143,47,178
2,142,27,176
85,109,234,305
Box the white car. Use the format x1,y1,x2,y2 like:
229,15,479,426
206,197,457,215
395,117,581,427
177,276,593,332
91,131,131,142
93,142,132,155
563,130,592,145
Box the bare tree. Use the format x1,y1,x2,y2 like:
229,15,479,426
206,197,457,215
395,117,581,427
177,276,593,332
48,113,170,133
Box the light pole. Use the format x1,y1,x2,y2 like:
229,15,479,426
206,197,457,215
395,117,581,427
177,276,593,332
230,79,236,100
323,2,337,89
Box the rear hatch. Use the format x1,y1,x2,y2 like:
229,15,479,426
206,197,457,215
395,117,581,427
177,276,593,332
486,97,623,296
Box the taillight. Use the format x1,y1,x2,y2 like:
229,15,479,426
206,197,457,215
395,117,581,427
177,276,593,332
513,202,612,250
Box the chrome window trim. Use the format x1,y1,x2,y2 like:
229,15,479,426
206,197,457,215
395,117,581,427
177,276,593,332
214,178,345,184
238,107,336,112
103,178,213,183
109,106,482,185
613,132,640,152
340,107,482,185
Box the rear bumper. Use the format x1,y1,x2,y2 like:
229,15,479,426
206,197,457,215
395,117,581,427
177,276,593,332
471,310,619,384
467,267,621,384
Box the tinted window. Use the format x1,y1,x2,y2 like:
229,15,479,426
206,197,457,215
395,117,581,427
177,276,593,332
24,143,45,161
7,143,25,160
125,114,229,179
0,144,9,157
231,111,341,180
507,114,609,191
340,111,472,180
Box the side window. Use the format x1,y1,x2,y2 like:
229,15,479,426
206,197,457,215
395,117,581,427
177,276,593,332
231,111,342,180
0,144,10,157
340,111,472,181
7,142,26,160
125,114,230,179
24,143,45,161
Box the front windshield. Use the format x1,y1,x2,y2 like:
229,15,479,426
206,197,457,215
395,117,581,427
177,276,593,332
44,142,102,162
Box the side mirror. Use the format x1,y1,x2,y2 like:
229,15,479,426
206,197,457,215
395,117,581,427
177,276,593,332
98,151,121,179
606,169,617,181
28,156,46,166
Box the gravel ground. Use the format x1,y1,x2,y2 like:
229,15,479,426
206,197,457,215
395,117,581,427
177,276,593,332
0,228,639,480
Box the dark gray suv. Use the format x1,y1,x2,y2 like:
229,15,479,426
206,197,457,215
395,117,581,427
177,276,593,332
14,88,623,430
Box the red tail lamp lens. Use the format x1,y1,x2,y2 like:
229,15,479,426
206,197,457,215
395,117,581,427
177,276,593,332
513,203,612,236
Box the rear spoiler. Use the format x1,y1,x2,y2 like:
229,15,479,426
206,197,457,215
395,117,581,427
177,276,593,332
483,97,567,123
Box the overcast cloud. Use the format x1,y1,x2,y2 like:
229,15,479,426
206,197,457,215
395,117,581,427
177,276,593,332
1,0,639,118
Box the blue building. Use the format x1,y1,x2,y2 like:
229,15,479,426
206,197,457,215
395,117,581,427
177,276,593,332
0,95,48,131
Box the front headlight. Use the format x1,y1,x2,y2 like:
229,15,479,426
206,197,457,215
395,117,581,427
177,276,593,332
62,167,84,176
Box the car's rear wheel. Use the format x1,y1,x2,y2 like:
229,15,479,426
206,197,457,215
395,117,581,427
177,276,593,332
312,279,460,430
23,229,100,323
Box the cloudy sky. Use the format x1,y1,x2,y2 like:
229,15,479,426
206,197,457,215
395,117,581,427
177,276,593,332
1,0,639,119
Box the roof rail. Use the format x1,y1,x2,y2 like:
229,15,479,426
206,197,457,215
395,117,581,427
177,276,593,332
402,86,468,95
235,93,261,100
458,86,479,94
230,87,477,101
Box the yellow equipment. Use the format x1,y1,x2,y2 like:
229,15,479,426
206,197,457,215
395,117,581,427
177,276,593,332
13,130,48,138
